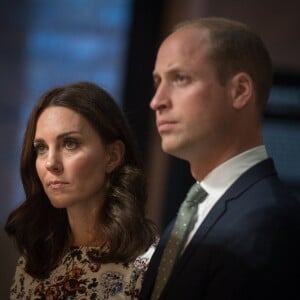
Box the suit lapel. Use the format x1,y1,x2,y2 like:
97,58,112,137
168,158,277,278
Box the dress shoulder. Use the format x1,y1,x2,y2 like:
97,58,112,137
9,243,158,300
133,243,157,270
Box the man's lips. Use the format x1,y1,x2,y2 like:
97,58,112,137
157,120,177,132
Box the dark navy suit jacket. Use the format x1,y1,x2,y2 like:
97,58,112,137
140,159,300,299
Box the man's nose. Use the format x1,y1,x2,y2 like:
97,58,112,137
150,82,171,111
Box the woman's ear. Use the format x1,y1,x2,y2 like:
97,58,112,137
105,140,125,173
230,72,254,110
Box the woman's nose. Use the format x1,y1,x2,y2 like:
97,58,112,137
45,152,63,173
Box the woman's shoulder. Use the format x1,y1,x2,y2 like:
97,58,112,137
13,255,26,274
10,256,33,299
133,240,158,270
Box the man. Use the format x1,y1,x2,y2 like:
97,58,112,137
140,17,300,300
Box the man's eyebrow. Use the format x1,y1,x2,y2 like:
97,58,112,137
153,66,185,77
152,71,159,79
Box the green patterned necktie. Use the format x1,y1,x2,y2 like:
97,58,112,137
151,183,207,300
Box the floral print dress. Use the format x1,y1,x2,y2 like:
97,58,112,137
10,244,156,300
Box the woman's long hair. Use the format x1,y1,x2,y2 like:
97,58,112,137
5,81,156,279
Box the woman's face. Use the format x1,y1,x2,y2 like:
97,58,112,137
34,106,115,211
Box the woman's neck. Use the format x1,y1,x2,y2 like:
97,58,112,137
67,205,106,247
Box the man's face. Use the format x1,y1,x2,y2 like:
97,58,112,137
150,26,233,164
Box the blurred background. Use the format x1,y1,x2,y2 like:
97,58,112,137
1,0,299,297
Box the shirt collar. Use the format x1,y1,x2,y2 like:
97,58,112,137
199,145,268,199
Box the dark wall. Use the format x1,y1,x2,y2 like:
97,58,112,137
123,0,166,160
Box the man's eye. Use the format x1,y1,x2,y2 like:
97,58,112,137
153,79,160,90
175,74,187,83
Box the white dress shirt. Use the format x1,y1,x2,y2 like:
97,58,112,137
184,145,268,249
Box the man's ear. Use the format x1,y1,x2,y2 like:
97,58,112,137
230,72,254,110
105,140,125,173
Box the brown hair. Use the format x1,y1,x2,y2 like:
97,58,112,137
5,81,156,279
175,17,273,113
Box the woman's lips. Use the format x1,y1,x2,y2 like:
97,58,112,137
48,180,68,189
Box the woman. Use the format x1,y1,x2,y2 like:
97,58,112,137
5,81,157,299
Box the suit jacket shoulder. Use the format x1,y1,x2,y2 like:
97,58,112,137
140,158,300,300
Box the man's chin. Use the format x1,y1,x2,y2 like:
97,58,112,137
161,141,179,157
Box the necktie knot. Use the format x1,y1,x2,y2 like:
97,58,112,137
185,183,207,207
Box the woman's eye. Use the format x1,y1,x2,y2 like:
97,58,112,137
64,140,79,150
34,143,47,154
